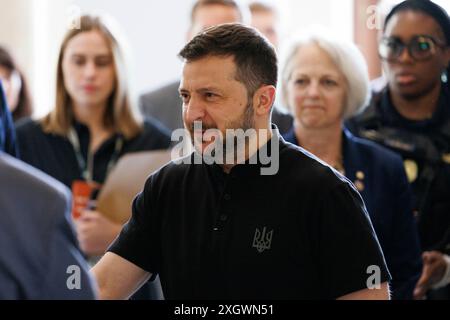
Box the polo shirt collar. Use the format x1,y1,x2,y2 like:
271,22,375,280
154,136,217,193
206,125,285,178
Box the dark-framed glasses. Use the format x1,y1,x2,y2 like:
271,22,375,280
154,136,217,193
379,35,447,62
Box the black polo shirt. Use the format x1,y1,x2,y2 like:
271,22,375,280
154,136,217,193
110,132,390,299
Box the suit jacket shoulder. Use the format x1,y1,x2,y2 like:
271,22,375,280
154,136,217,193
0,153,96,299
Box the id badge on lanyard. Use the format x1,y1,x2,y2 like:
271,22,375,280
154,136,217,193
68,127,123,219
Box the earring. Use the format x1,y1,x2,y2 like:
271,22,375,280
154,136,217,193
442,70,448,83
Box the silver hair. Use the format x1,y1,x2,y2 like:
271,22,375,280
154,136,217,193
280,29,371,119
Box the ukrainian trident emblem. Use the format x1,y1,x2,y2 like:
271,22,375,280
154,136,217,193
252,227,273,253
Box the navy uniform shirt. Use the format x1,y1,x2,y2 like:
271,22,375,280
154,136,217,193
284,127,422,299
346,86,450,253
109,130,390,299
15,117,171,187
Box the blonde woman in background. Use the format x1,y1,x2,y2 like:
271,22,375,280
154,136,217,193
16,14,170,299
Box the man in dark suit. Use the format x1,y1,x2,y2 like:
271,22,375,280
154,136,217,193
0,84,95,299
0,152,96,299
140,0,293,133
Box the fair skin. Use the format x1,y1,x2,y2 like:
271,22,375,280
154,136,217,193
383,11,450,120
92,252,151,300
62,30,122,256
287,44,346,168
0,65,21,113
179,55,275,172
284,44,389,299
250,9,279,48
188,4,241,40
62,30,116,152
92,54,389,300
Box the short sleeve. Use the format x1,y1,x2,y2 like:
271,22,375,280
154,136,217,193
314,181,391,299
108,175,161,275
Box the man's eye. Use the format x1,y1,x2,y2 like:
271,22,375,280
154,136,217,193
205,92,217,99
180,93,190,102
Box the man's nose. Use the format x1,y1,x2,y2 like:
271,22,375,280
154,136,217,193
184,96,206,123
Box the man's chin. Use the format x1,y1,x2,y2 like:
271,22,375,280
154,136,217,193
192,140,213,155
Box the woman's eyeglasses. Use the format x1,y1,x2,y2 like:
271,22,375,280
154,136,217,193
379,35,447,62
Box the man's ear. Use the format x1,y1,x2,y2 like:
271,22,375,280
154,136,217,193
252,85,276,116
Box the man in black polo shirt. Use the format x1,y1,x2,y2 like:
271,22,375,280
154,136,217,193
92,24,390,300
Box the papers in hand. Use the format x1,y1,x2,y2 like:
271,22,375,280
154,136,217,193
96,150,172,224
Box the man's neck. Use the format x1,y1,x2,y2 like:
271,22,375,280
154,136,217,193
221,125,273,174
295,121,342,168
391,83,442,121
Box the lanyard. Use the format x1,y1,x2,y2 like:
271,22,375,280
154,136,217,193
68,127,124,182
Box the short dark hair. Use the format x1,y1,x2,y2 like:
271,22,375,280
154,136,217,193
191,0,244,24
384,0,450,45
179,23,277,98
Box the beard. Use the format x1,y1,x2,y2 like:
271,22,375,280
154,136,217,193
187,100,256,160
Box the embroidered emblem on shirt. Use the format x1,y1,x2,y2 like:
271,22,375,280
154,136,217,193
252,227,273,253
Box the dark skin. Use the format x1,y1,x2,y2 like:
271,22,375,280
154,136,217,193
383,10,450,299
383,10,450,120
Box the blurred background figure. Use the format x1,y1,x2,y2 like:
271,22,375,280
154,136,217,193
0,81,17,157
1,82,93,299
15,14,170,300
139,0,246,132
249,1,279,48
280,30,422,299
346,0,450,299
0,152,96,299
0,46,33,122
139,0,292,134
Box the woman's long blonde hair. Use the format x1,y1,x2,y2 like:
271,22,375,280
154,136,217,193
41,14,142,139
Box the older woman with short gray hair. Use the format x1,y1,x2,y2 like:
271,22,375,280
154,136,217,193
281,30,422,300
